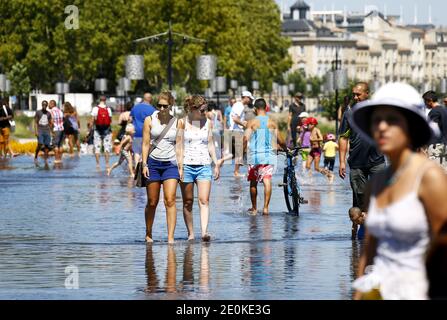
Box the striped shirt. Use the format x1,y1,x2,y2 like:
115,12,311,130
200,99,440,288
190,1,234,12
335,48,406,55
50,107,64,132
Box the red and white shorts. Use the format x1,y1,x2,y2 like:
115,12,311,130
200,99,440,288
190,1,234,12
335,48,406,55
247,164,274,182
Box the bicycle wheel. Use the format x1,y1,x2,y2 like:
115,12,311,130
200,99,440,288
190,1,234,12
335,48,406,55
283,169,300,215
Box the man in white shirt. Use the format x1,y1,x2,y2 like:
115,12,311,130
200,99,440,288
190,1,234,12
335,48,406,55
91,96,113,170
229,91,254,177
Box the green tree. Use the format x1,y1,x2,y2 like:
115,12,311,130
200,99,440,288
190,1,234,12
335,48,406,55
0,0,292,94
8,62,31,109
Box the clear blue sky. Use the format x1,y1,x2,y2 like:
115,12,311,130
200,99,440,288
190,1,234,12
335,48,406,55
276,0,446,26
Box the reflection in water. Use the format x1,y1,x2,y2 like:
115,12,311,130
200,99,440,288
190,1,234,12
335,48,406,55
144,244,210,295
242,216,274,291
308,190,321,210
283,215,299,281
1,156,358,299
228,178,245,212
145,245,159,293
165,246,177,293
350,240,363,282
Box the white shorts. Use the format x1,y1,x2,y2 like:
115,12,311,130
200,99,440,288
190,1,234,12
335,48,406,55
94,131,112,154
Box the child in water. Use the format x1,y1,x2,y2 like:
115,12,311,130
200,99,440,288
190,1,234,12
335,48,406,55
322,133,339,181
297,120,311,170
107,124,135,177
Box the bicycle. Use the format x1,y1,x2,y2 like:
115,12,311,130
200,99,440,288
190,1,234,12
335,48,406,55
278,147,308,216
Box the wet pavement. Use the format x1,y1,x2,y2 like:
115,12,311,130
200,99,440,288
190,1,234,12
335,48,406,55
0,154,360,300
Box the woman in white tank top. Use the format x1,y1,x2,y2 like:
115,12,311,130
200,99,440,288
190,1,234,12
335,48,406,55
141,91,180,244
349,83,447,300
177,95,220,242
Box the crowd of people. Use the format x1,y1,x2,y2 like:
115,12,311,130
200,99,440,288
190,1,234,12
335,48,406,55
2,81,447,299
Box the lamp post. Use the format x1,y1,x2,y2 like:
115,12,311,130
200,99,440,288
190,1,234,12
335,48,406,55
130,21,208,91
327,48,347,137
55,73,69,107
230,80,238,97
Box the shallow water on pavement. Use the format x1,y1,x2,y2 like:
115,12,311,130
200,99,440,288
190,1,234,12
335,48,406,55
0,154,360,299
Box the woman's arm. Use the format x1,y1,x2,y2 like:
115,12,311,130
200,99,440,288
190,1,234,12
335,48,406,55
420,165,447,236
75,112,80,129
176,118,185,171
353,179,378,300
141,117,152,178
207,121,220,180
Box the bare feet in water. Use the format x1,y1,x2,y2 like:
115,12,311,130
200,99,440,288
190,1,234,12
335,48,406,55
145,235,154,243
188,234,195,241
247,208,257,215
201,233,211,242
263,208,269,215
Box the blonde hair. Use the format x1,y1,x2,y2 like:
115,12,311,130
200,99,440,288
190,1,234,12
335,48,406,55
158,91,174,106
184,95,206,114
64,101,75,114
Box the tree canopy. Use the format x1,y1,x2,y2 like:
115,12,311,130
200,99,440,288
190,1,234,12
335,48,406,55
0,0,292,94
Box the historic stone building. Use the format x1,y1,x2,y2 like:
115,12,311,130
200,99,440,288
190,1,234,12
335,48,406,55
282,1,447,91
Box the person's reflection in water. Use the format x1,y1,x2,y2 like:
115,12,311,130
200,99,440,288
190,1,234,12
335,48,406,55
199,243,210,294
145,245,160,293
246,215,274,292
165,245,177,294
308,189,321,211
350,239,362,283
53,162,63,170
145,243,211,296
181,243,194,292
283,215,299,280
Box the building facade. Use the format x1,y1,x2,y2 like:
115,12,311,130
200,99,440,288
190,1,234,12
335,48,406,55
282,1,447,92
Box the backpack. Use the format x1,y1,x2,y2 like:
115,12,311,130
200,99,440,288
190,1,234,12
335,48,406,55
95,106,111,127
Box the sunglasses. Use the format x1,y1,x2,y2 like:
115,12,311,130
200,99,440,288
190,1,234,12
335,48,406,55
157,104,170,109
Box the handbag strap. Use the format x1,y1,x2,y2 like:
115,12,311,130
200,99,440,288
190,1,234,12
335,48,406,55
148,115,176,156
2,105,9,117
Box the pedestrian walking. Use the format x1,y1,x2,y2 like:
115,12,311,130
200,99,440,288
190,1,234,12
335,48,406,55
244,98,286,215
130,93,156,166
288,93,306,148
339,82,386,214
142,91,179,244
178,95,220,242
48,100,64,163
350,82,447,300
229,91,254,177
34,100,53,165
0,99,15,159
91,96,113,170
423,91,447,170
63,101,81,156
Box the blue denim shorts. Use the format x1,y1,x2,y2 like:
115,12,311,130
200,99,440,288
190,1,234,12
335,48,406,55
147,157,179,182
183,165,213,183
38,132,52,147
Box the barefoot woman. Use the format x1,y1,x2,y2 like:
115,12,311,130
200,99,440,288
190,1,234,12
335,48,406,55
142,91,180,244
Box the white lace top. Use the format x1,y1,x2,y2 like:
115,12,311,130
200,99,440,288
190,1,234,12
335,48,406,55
183,118,211,165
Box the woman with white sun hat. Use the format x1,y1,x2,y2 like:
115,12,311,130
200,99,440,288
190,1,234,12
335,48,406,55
350,82,447,300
